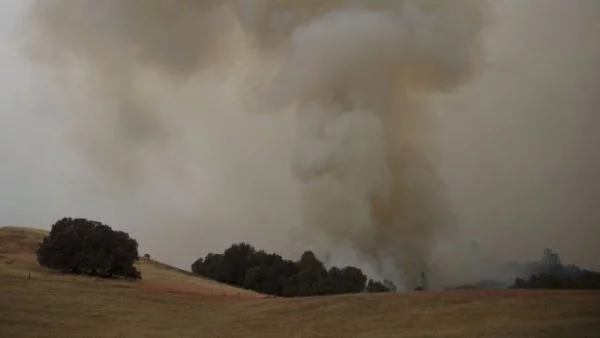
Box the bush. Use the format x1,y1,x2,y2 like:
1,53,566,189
37,217,141,280
366,279,398,293
366,279,388,293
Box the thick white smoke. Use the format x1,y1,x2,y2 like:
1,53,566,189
21,0,486,288
244,1,486,287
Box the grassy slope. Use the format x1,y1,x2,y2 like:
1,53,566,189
1,227,600,338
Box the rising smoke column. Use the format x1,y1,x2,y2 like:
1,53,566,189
23,0,486,288
234,0,486,287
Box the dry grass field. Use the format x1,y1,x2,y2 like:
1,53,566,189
1,226,599,337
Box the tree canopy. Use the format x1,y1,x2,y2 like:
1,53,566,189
37,217,141,280
192,243,395,297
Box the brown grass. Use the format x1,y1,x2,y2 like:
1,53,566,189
0,226,46,254
1,226,600,337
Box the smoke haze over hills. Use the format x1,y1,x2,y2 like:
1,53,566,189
0,0,598,289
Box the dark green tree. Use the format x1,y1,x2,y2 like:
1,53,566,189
37,217,141,279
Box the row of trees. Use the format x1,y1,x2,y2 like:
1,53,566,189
37,217,396,296
512,268,600,290
513,272,600,290
509,249,600,289
191,243,396,297
37,217,600,293
447,249,600,290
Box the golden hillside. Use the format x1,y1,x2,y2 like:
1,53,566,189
1,226,599,337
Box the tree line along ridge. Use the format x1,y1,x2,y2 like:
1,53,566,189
35,217,600,295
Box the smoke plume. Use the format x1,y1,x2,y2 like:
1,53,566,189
21,0,486,288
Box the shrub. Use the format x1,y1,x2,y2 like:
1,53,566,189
366,279,398,293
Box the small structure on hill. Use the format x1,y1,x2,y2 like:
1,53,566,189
142,253,151,261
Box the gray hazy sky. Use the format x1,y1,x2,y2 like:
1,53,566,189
1,1,599,271
434,0,600,269
1,1,86,224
